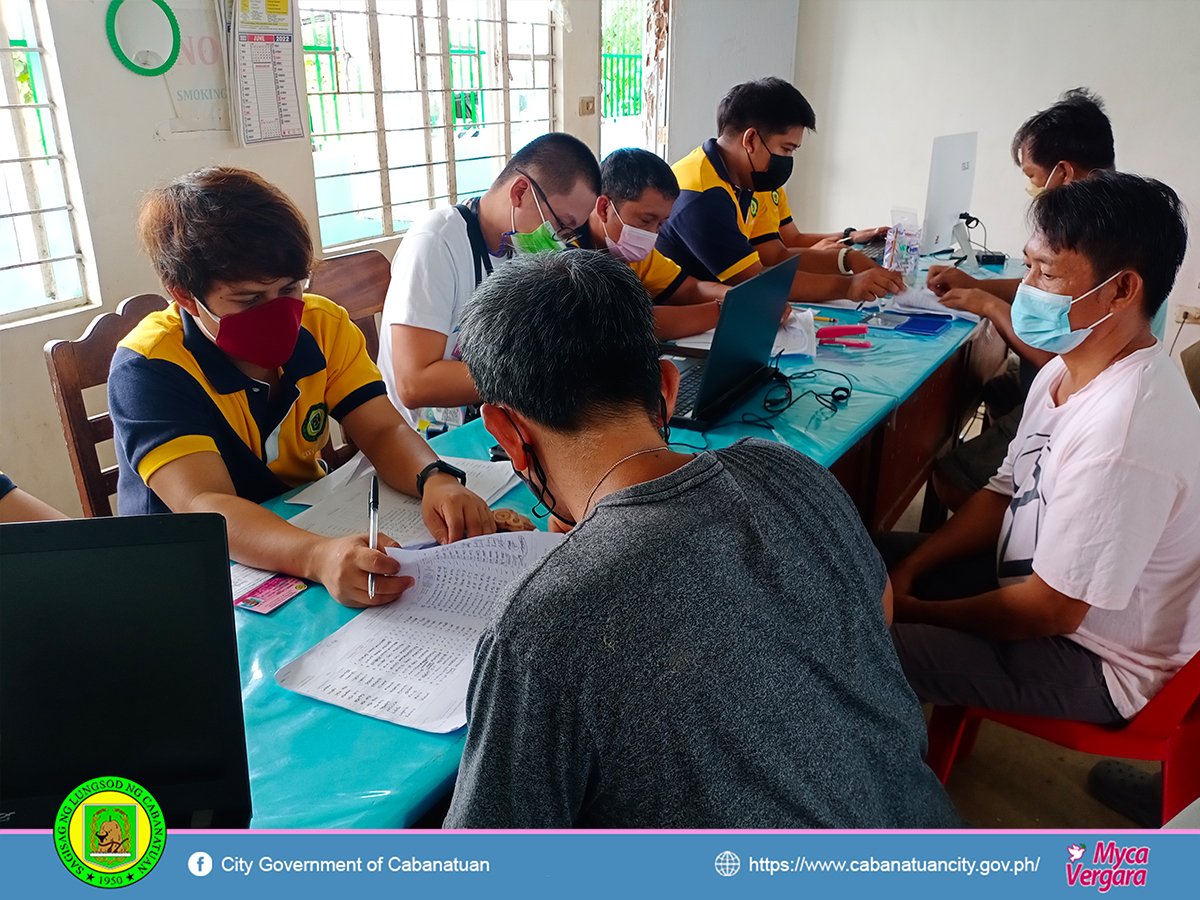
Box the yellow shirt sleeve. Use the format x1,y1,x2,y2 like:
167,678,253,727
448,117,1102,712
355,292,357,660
628,249,687,301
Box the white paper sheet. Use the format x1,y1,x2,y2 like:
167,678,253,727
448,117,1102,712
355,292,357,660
888,288,980,322
672,307,817,356
288,454,519,509
284,456,522,547
275,531,565,732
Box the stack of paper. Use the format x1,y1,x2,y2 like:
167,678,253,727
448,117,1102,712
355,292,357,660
275,532,565,732
888,288,980,323
228,456,522,597
285,456,521,547
672,307,817,356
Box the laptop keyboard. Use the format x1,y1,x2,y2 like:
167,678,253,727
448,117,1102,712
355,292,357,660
675,362,706,414
857,240,885,262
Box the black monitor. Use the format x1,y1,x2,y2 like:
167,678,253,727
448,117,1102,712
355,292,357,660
0,513,251,828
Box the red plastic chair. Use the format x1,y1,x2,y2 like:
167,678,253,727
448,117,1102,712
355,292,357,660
926,651,1200,822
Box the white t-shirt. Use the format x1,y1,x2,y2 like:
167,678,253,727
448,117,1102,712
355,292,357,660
986,343,1200,718
378,206,501,429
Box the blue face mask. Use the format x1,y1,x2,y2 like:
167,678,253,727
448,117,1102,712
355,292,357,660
1010,270,1121,354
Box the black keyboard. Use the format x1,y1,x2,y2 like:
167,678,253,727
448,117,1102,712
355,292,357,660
675,362,706,413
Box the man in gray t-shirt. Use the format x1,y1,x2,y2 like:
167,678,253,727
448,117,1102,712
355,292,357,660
446,251,960,829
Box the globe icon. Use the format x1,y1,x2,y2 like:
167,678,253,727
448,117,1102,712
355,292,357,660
714,850,740,877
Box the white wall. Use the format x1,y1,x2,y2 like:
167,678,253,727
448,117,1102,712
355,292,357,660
665,0,800,163
791,0,1200,365
0,0,320,514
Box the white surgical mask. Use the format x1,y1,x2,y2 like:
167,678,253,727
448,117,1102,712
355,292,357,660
602,204,657,263
1025,161,1062,199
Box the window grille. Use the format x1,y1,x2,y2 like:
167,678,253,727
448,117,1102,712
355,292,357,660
299,0,556,250
0,1,89,324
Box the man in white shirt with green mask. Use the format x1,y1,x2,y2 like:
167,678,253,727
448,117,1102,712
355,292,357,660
379,133,600,431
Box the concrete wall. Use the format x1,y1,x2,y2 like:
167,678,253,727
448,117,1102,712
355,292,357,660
0,0,320,514
665,0,800,163
791,0,1200,365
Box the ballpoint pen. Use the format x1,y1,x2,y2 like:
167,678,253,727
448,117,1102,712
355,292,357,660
367,474,379,600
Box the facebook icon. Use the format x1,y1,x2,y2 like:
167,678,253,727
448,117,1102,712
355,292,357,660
188,851,213,877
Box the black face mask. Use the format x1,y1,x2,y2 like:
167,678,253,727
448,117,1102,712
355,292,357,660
747,145,793,192
501,409,577,528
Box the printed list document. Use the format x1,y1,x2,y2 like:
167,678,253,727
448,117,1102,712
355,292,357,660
275,531,564,732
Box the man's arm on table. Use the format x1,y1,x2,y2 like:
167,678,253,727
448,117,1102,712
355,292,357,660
340,394,495,543
148,452,409,607
0,487,68,522
390,323,481,411
727,246,905,304
780,219,890,250
658,274,728,306
888,487,1089,639
653,303,720,341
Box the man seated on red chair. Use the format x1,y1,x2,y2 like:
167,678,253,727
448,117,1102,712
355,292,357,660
880,173,1200,738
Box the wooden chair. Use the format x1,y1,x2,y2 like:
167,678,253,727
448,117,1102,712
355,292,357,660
44,294,170,517
307,249,393,470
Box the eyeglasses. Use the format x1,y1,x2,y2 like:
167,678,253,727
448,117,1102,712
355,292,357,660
517,169,578,242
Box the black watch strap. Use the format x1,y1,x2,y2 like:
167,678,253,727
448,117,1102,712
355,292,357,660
417,460,468,497
842,226,856,239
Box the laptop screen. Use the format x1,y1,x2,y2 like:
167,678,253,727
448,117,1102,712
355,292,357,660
0,514,251,828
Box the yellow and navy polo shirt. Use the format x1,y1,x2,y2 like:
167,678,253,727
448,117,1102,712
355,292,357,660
773,187,794,230
655,139,784,283
572,227,687,302
109,294,386,516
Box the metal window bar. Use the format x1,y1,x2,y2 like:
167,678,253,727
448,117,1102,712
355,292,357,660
298,1,555,248
0,3,88,318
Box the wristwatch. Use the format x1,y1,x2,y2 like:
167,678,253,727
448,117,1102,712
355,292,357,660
416,459,467,497
842,227,856,240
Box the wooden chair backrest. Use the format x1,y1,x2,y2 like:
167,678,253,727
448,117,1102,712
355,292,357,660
308,249,391,363
43,294,170,517
307,250,393,472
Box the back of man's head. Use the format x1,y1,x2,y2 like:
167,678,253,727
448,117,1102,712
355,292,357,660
717,77,817,138
1031,170,1187,317
1011,88,1115,172
459,251,662,432
496,132,602,198
601,148,680,204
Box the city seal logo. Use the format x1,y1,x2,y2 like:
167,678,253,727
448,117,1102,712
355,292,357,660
301,403,328,442
749,197,760,218
55,777,165,888
771,189,780,205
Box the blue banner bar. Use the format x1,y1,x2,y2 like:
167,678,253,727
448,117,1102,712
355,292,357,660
2,830,1194,898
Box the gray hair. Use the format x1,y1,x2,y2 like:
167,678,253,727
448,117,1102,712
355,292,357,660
458,251,662,432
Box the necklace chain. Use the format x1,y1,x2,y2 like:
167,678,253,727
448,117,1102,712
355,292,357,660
583,447,671,518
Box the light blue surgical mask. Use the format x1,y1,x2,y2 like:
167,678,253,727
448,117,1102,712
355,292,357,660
1010,270,1122,354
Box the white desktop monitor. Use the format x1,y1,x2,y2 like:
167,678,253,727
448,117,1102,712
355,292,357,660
920,132,978,254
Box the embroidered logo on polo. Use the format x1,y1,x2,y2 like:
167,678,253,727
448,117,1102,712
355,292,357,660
771,190,780,205
749,197,760,217
301,403,328,442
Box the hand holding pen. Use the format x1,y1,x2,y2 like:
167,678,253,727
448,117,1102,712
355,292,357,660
368,474,379,600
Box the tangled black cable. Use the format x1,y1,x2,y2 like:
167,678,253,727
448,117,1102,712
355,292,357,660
740,363,855,430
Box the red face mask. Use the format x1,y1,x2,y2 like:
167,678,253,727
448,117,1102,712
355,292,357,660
194,294,305,370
